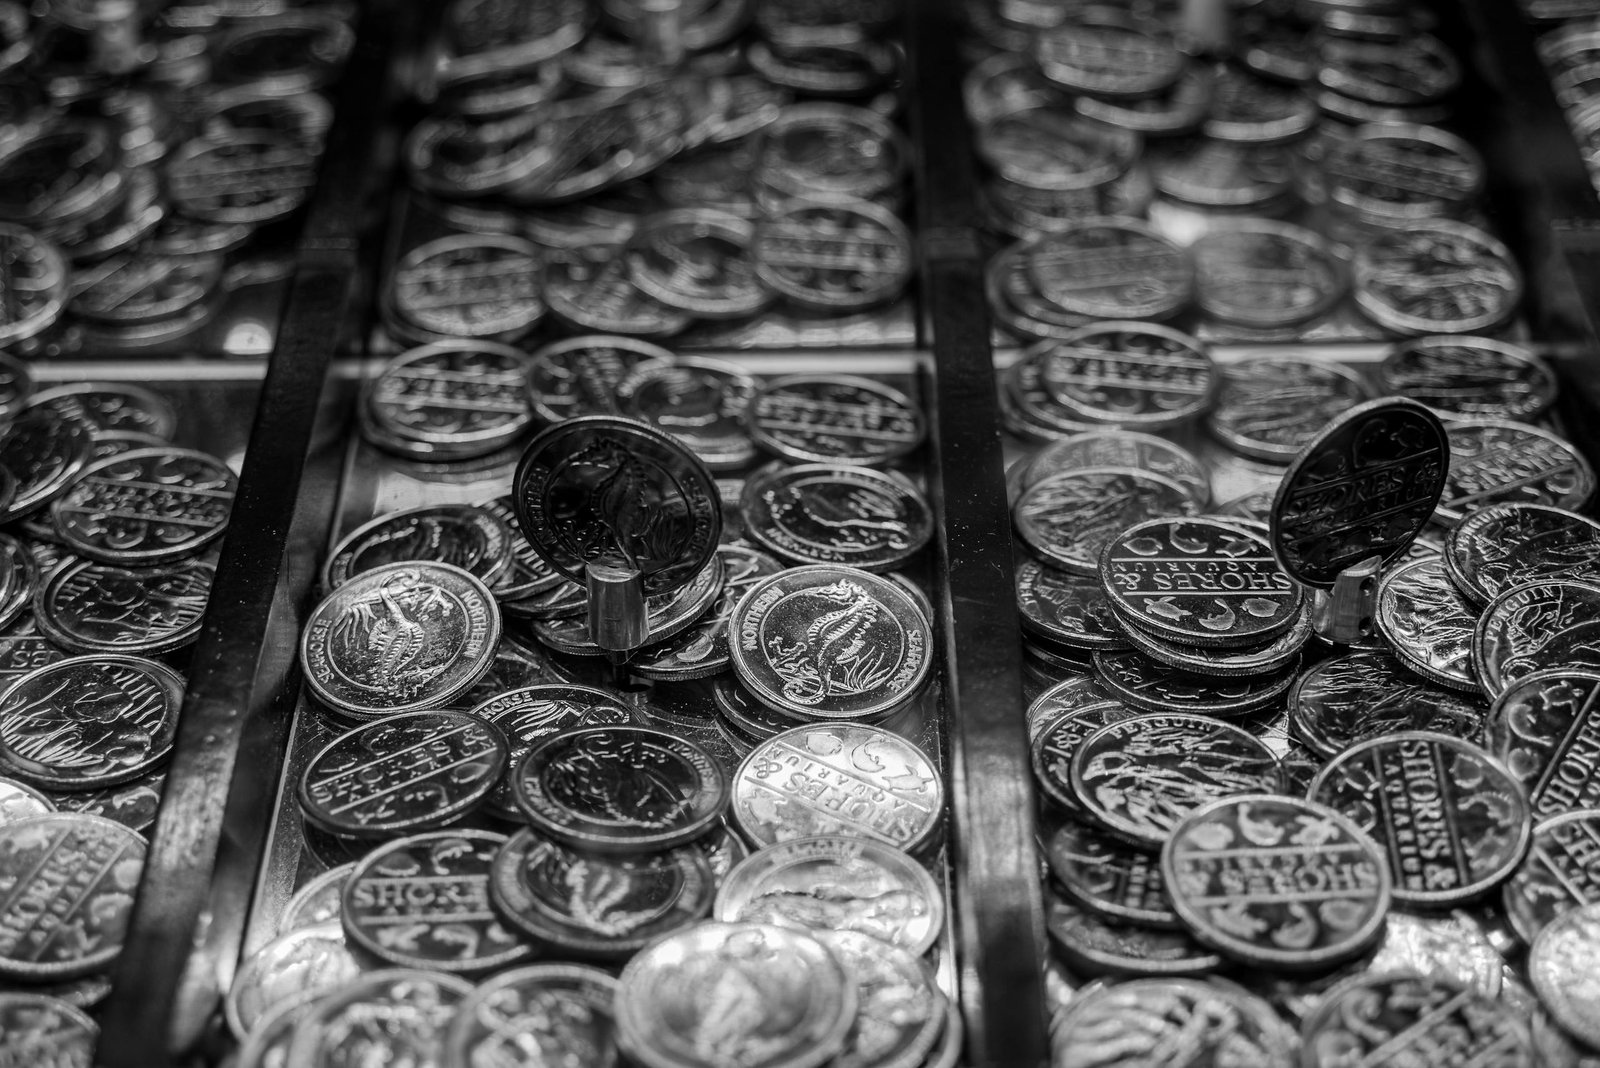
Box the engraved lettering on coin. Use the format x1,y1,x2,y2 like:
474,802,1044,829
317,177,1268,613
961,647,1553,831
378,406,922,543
35,556,214,656
1288,650,1485,759
1013,468,1198,576
366,341,536,459
1474,580,1600,696
1206,356,1371,463
752,199,912,312
49,447,235,565
748,374,923,469
1375,556,1481,691
1438,421,1594,526
1504,810,1600,947
390,234,544,341
1354,220,1523,336
1446,503,1600,606
741,465,932,572
443,963,620,1068
1300,973,1533,1068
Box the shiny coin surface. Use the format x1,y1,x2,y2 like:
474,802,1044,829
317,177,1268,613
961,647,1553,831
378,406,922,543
632,545,786,682
1288,650,1485,759
615,922,856,1068
0,776,52,826
1044,897,1224,979
1438,420,1595,526
741,463,932,572
366,341,535,459
1301,973,1533,1068
1038,322,1216,430
1017,556,1126,652
748,375,924,467
512,726,728,854
0,992,97,1068
488,827,714,959
46,771,164,835
714,834,943,956
443,963,620,1068
625,208,772,320
166,132,315,224
342,829,533,974
1069,713,1281,848
1024,219,1192,321
298,710,507,838
815,929,947,1068
1014,469,1198,576
1269,396,1448,588
279,863,354,936
1151,138,1295,209
67,253,223,327
731,722,943,852
1044,817,1178,929
1206,356,1371,463
284,968,473,1068
752,199,911,312
728,564,931,720
224,922,361,1041
1474,580,1600,696
1379,336,1557,422
615,356,758,472
512,415,721,598
1309,731,1533,907
0,406,93,523
1446,503,1600,606
976,105,1137,194
1375,556,1481,691
322,504,513,592
1504,810,1600,947
1485,670,1600,820
1191,221,1346,328
300,561,501,719
1051,978,1295,1061
48,447,235,565
0,813,145,980
389,234,544,341
0,655,182,791
27,383,177,442
1101,517,1303,649
468,683,634,821
1530,903,1600,1051
758,103,906,202
479,496,565,603
1092,648,1297,718
1116,603,1310,678
33,556,213,657
528,552,724,656
1354,220,1523,335
1162,794,1391,971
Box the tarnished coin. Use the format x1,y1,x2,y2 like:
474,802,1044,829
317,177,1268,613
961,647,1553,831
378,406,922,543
298,711,507,838
1474,581,1600,696
342,830,532,974
1044,817,1178,929
389,234,544,341
527,336,673,425
279,863,354,936
444,963,620,1068
300,561,501,719
1375,555,1481,691
489,826,713,958
752,198,911,312
224,923,361,1041
728,564,931,721
1289,650,1485,759
1162,794,1391,971
0,406,93,523
47,447,234,565
283,968,473,1068
1354,220,1523,335
1037,322,1215,430
714,834,943,955
1301,973,1533,1068
1092,648,1297,718
1034,10,1183,98
0,776,51,826
1530,903,1600,1051
815,929,947,1068
27,383,177,442
1069,713,1281,848
166,132,315,224
1051,978,1295,1061
366,342,535,459
0,813,145,980
1206,356,1372,463
542,245,693,338
1486,670,1600,820
624,208,772,320
1504,810,1600,947
1014,469,1199,576
1379,336,1557,423
615,922,856,1068
748,375,924,467
0,655,183,791
0,224,66,346
632,545,786,682
615,356,758,472
1269,396,1448,588
33,556,213,656
731,722,943,852
1446,504,1600,607
468,683,634,821
1023,219,1192,321
1308,731,1533,906
1017,556,1126,652
512,415,721,597
1101,517,1303,649
741,464,932,572
1045,897,1224,979
1439,421,1596,529
0,992,97,1068
512,726,727,854
323,504,513,592
1190,221,1347,328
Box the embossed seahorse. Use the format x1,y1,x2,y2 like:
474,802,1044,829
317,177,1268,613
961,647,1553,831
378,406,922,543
370,583,426,683
808,583,880,688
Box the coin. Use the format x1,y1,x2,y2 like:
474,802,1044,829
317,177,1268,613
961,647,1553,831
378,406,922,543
1324,122,1484,223
1027,677,1127,743
1044,816,1178,929
977,104,1137,195
1117,603,1310,678
1070,713,1281,848
1037,322,1215,430
1050,977,1295,1060
1288,650,1485,758
279,863,354,936
1308,731,1533,906
0,224,66,346
0,655,182,791
365,341,536,459
1474,581,1600,696
527,336,671,425
714,834,943,955
468,683,634,821
47,447,234,566
1150,138,1296,210
166,131,316,224
1035,9,1182,98
28,382,177,441
542,245,693,338
752,198,912,312
342,829,533,974
1014,468,1198,576
1318,31,1462,106
0,406,93,523
1204,65,1319,144
615,922,856,1068
1092,648,1297,717
1190,221,1347,328
728,564,931,720
1301,973,1533,1068
1019,430,1210,506
529,551,724,656
1044,896,1224,979
1018,219,1191,322
0,536,36,633
300,561,501,719
1485,669,1600,820
1379,336,1556,425
0,813,145,980
46,771,164,835
1530,902,1600,1051
1375,556,1482,691
34,556,214,656
1206,356,1372,463
1017,555,1127,652
283,968,473,1068
624,208,773,320
758,103,906,202
389,234,544,341
1354,220,1523,335
322,504,513,592
0,992,96,1068
1438,421,1596,526
815,929,946,1068
746,374,923,468
631,545,786,682
443,963,620,1068
1504,810,1600,947
488,826,714,959
741,464,932,572
67,252,223,326
615,356,758,472
0,776,52,826
1446,504,1600,606
224,923,361,1041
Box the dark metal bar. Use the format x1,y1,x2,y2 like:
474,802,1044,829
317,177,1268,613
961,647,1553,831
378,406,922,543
906,2,1048,1066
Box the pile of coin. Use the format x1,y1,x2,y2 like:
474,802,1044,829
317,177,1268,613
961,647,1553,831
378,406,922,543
0,1,353,356
387,0,913,347
1537,15,1600,189
0,375,233,1036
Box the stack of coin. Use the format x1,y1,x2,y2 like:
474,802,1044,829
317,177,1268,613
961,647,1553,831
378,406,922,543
1538,16,1600,191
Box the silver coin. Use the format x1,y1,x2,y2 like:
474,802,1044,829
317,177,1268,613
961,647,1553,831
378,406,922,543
1317,32,1462,107
34,556,214,656
1019,430,1210,506
0,992,97,1068
1379,335,1557,423
48,447,235,565
0,225,73,344
0,406,93,523
526,335,673,425
1190,220,1347,328
1324,122,1485,224
1013,468,1199,576
1504,809,1600,948
45,770,164,835
224,923,361,1041
625,208,773,320
1484,669,1600,821
468,683,635,821
1206,355,1372,462
1043,896,1223,980
741,464,933,572
758,103,906,202
66,252,223,326
1044,815,1178,929
752,198,912,312
1288,650,1485,759
1300,973,1531,1067
1530,902,1600,1051
1075,64,1215,136
815,929,947,1068
1151,137,1295,210
322,504,513,593
279,863,355,936
731,722,943,852
1445,503,1600,606
1052,977,1294,1056
212,12,353,95
1476,581,1600,697
0,776,52,826
541,245,692,338
443,963,621,1068
1436,420,1594,526
1034,9,1183,99
366,341,535,458
632,545,785,682
0,535,36,633
1375,555,1482,691
1092,647,1297,718
1024,219,1192,322
615,356,758,472
299,561,501,719
165,131,315,225
975,104,1138,194
28,382,177,440
1037,322,1215,430
388,233,544,342
1203,65,1319,144
479,496,566,603
283,968,473,1068
1354,220,1523,335
1017,555,1127,652
747,374,924,467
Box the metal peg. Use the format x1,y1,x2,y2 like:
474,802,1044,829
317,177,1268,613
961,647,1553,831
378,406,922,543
1310,555,1383,646
586,561,649,655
